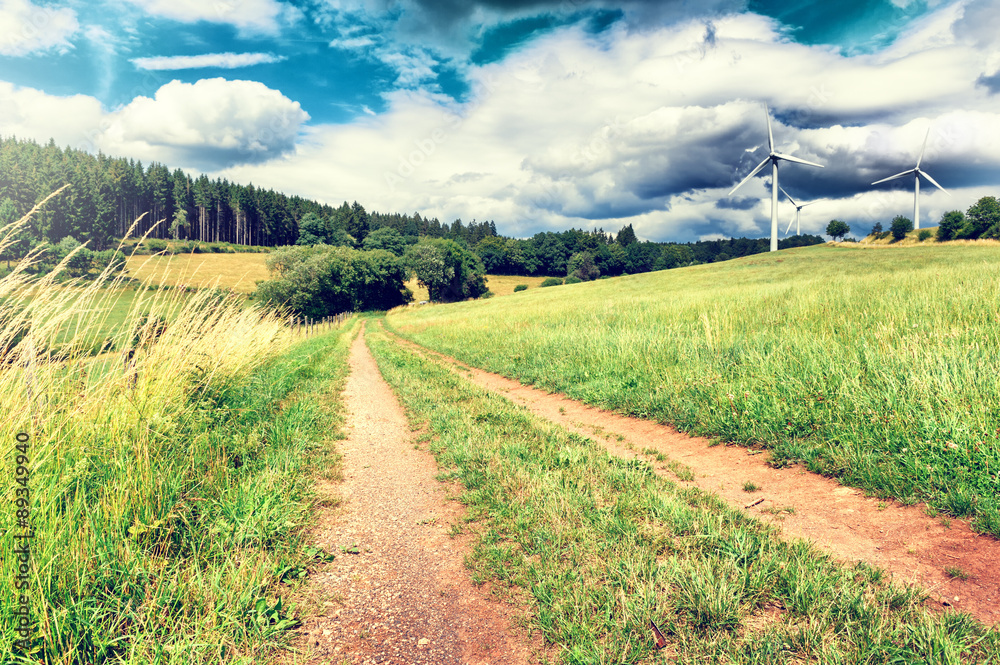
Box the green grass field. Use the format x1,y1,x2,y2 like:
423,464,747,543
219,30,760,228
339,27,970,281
385,243,1000,537
367,322,1000,663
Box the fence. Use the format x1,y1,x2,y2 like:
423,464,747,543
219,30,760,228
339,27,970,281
286,311,352,337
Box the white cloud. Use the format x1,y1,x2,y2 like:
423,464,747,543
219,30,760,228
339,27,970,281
105,78,310,168
123,0,293,34
132,52,287,71
0,0,78,56
0,78,309,170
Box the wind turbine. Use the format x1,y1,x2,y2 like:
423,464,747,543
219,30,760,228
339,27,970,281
779,186,825,236
728,103,824,252
870,129,948,230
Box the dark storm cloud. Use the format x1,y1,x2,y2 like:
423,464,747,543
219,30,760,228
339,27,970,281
715,196,757,210
976,70,1000,95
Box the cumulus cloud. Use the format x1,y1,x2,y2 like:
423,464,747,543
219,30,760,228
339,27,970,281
124,0,294,34
0,78,309,171
105,78,310,169
132,52,288,71
0,0,78,56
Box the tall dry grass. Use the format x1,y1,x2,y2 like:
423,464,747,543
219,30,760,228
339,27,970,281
0,197,344,663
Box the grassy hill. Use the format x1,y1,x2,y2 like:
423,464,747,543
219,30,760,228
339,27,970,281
386,243,1000,536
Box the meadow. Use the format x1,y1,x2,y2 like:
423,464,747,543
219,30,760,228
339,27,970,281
385,243,1000,537
1,221,356,661
367,322,1000,663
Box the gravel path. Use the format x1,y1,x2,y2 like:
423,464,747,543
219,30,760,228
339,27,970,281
290,326,537,665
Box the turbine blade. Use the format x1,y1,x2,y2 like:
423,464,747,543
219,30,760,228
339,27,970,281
871,169,916,185
728,156,772,196
917,169,949,194
765,103,774,153
916,128,930,169
778,186,798,206
785,216,795,235
773,152,824,168
801,198,826,208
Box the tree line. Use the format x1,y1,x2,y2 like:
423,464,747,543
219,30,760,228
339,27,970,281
0,135,485,252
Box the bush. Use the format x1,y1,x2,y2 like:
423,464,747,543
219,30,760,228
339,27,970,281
540,277,563,287
918,229,932,242
564,275,583,284
144,238,169,253
513,284,528,292
890,216,913,241
255,245,412,316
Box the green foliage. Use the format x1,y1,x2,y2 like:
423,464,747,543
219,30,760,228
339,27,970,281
826,219,850,241
937,210,965,241
144,238,169,253
616,223,637,246
566,251,600,281
540,277,563,287
870,222,883,237
255,245,411,316
404,238,487,302
363,227,406,256
564,275,583,284
918,229,932,242
513,284,528,292
964,196,1000,239
890,215,913,241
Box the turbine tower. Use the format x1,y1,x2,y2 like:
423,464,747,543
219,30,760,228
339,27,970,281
729,103,824,252
870,129,948,230
780,186,825,236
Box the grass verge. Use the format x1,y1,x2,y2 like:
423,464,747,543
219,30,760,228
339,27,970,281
385,244,1000,537
365,324,1000,664
2,277,355,664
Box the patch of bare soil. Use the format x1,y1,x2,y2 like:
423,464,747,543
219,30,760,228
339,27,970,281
287,327,540,664
390,333,1000,628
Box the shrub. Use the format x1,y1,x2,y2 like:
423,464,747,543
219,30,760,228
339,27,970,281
918,229,932,242
255,245,411,316
890,215,913,241
870,222,883,238
513,284,528,292
540,277,563,287
144,238,169,253
564,275,583,284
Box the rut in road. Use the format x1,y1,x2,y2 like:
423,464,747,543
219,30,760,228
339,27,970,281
388,330,1000,628
290,326,537,665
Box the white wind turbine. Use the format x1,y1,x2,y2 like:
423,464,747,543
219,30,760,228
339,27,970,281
870,128,948,230
729,103,824,252
779,186,825,236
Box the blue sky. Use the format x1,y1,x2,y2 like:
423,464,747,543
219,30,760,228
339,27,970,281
1,0,999,242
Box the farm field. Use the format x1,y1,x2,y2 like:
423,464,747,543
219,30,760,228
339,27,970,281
385,243,1000,537
124,250,545,302
125,252,270,293
366,322,1000,663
